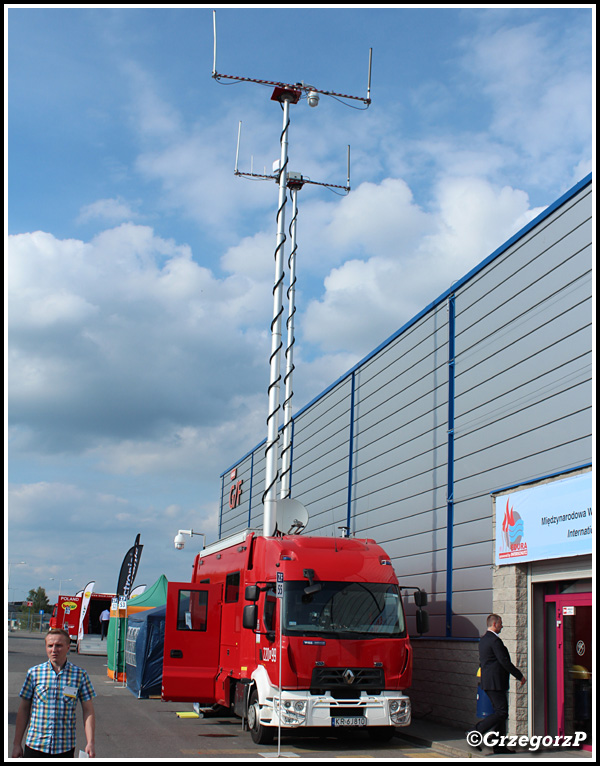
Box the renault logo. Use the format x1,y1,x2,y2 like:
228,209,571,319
343,669,356,685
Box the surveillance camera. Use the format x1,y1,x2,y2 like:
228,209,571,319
174,533,186,550
307,90,320,108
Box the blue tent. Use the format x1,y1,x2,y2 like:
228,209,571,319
125,604,166,698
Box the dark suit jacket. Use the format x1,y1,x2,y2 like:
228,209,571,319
479,629,523,691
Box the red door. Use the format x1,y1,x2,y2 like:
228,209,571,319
162,582,222,703
545,592,592,750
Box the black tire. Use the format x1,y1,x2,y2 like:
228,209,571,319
247,688,274,745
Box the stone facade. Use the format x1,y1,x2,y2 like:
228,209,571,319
409,639,480,730
491,498,529,735
491,562,529,735
408,559,529,733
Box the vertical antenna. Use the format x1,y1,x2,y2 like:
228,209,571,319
346,145,351,190
212,10,218,77
367,48,373,103
235,121,242,175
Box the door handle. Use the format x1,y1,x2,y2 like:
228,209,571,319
170,649,183,658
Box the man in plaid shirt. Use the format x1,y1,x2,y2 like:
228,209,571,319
12,629,96,758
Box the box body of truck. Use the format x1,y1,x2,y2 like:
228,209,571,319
50,593,114,640
162,530,414,743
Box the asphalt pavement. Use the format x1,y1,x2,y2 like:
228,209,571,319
7,631,593,761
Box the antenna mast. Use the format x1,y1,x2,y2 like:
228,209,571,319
213,11,371,536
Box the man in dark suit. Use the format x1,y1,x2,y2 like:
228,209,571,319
472,614,526,754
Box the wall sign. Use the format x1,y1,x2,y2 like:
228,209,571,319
495,472,592,565
229,476,243,509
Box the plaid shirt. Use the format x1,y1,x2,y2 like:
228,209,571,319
19,660,96,754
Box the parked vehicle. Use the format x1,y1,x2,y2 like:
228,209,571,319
162,528,427,743
49,593,114,640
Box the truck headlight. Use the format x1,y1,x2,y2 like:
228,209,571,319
389,699,410,725
275,699,307,725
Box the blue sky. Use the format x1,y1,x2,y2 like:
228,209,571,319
6,6,593,602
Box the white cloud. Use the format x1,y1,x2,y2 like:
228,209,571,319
123,60,184,141
77,197,140,225
302,176,544,356
221,230,274,281
323,178,430,257
123,62,279,245
7,224,269,453
7,480,209,596
426,176,542,268
462,19,592,186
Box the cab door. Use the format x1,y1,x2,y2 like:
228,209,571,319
162,581,222,703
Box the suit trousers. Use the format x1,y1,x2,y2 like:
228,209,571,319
475,689,509,738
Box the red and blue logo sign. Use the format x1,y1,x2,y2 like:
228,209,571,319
499,498,528,560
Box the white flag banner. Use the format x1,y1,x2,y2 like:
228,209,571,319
78,581,95,643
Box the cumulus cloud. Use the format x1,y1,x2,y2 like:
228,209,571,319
7,480,208,595
77,197,140,225
123,60,278,245
7,224,270,454
460,18,592,189
302,176,544,355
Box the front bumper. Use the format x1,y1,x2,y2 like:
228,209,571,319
265,691,411,729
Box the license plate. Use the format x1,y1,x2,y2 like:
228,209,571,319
332,717,367,727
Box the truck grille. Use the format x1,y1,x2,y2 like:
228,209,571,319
310,667,384,695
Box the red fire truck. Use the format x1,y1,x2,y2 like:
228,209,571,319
162,528,428,743
50,593,114,640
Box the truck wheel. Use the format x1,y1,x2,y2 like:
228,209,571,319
248,688,274,745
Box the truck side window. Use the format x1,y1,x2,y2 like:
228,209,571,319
264,592,276,632
177,590,208,631
225,572,240,603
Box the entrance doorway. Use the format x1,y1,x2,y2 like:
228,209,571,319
544,592,592,750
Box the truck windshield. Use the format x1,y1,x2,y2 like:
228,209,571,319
283,582,406,639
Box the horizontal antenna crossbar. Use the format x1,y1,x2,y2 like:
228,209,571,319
235,170,349,192
213,71,370,105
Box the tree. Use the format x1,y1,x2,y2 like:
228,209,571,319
25,586,52,614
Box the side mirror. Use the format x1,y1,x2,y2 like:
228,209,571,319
416,609,429,635
243,604,257,630
414,590,428,608
245,585,260,602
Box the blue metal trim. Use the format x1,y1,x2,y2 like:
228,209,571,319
219,473,225,539
446,294,456,638
346,372,356,534
220,438,267,479
491,463,592,496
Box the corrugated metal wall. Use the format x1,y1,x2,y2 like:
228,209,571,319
219,175,592,639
